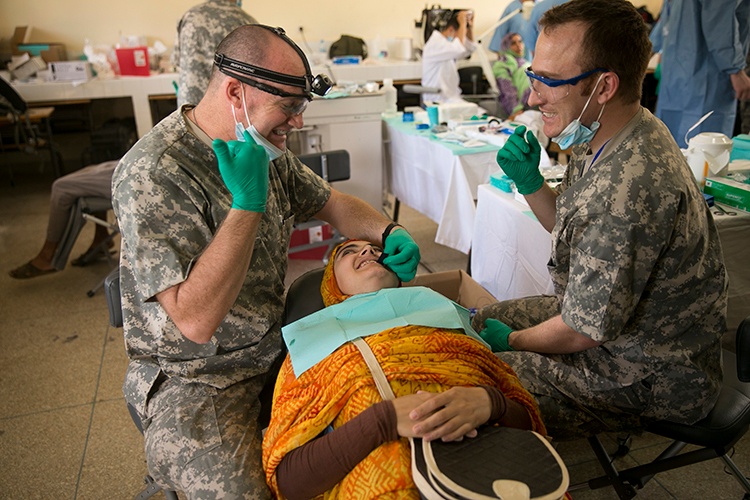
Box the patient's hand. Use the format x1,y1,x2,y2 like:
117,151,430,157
392,392,436,438
397,387,492,442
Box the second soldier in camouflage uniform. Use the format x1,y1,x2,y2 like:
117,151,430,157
473,0,728,440
113,25,420,498
172,0,257,108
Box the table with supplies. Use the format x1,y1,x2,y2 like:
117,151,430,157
384,118,502,254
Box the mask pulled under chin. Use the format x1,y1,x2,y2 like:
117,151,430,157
231,89,285,161
551,118,601,150
234,122,284,161
551,74,606,150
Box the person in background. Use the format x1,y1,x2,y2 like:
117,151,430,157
8,160,117,279
654,0,750,147
172,0,257,108
488,0,534,61
493,32,532,119
523,0,570,59
742,49,750,134
421,9,476,103
263,239,544,499
475,0,727,440
113,24,420,498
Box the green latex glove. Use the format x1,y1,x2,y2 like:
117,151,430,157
496,125,544,195
479,318,515,352
382,228,421,282
212,130,270,212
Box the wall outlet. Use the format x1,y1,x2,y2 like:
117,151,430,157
309,226,323,243
307,134,321,150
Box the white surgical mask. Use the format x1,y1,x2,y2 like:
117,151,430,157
231,84,285,161
552,73,606,150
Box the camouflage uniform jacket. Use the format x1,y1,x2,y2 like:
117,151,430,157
112,108,330,416
172,0,257,107
550,107,728,422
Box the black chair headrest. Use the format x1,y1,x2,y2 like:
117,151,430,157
283,268,326,326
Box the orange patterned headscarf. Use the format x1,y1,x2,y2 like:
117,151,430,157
320,239,354,307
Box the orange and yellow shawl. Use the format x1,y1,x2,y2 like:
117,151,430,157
262,325,546,499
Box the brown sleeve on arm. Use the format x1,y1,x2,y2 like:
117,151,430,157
276,400,399,500
481,385,533,430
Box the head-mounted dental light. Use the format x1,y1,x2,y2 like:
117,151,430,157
214,25,333,97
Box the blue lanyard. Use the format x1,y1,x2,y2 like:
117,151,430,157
585,140,609,174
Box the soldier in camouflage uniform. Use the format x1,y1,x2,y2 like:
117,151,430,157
113,25,420,498
172,0,257,108
473,0,728,440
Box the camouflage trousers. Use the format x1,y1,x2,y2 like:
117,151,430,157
143,375,272,499
473,296,648,441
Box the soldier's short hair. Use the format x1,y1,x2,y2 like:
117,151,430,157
540,0,652,105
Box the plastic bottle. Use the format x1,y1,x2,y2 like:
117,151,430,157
318,39,327,63
382,78,398,118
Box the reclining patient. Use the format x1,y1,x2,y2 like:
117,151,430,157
262,240,545,499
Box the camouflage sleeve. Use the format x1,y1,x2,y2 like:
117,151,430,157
114,157,215,302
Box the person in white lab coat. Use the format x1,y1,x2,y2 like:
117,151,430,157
421,10,476,103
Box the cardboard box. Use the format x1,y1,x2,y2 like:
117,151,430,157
49,61,92,82
16,43,67,62
115,47,150,76
408,269,497,310
704,168,750,213
12,26,32,46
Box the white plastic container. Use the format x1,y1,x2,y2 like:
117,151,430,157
683,132,733,188
382,78,398,118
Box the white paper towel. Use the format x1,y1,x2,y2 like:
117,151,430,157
388,38,413,61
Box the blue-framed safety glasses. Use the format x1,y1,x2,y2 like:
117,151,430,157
526,67,607,103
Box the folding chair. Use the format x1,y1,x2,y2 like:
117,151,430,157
0,75,63,180
289,150,350,263
570,314,750,499
52,196,119,297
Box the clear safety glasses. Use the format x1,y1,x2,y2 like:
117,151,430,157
526,67,607,104
238,76,310,116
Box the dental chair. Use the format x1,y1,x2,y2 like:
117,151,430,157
570,314,750,499
283,267,326,325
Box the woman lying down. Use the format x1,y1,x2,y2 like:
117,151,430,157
262,240,546,499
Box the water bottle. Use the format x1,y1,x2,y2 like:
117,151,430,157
382,78,398,118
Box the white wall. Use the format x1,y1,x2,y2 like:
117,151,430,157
0,0,662,59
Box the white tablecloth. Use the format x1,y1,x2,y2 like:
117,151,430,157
471,183,749,340
471,184,554,301
385,121,501,254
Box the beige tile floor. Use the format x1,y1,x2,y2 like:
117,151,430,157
2,163,750,499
